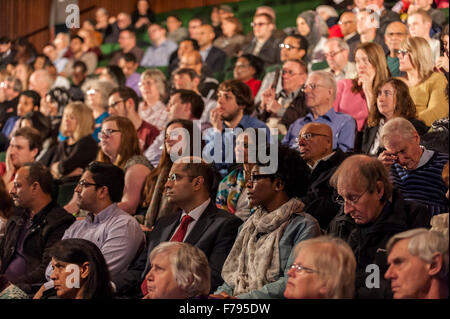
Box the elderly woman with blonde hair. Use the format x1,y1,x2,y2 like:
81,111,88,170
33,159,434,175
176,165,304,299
284,236,356,299
138,69,169,131
142,242,211,299
398,36,449,126
49,102,98,181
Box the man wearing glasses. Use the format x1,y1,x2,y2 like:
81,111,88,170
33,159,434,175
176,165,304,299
282,71,356,152
323,38,357,82
112,158,242,298
384,21,408,77
328,154,430,299
242,13,282,67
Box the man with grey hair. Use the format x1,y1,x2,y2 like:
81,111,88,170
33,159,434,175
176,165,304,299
323,38,356,81
385,228,448,299
282,70,356,152
28,70,54,101
379,117,449,215
142,242,211,299
0,76,22,129
328,154,430,298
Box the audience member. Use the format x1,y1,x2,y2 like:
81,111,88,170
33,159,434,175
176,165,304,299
0,37,17,70
140,23,178,68
118,53,141,97
284,236,356,299
324,38,357,81
362,78,428,155
366,0,401,37
188,18,203,41
214,145,320,298
407,10,441,62
233,54,264,98
99,65,126,87
0,76,21,130
77,28,102,61
103,12,133,44
356,10,389,53
61,35,97,76
109,30,144,66
328,154,431,298
13,63,32,91
42,43,68,74
138,69,169,130
131,0,156,34
68,61,88,102
385,228,449,299
197,24,227,74
398,37,448,126
283,71,356,152
167,38,199,77
338,11,359,61
166,15,188,43
0,162,75,293
384,21,409,77
379,117,449,215
435,24,449,77
142,242,211,299
296,10,328,67
213,17,246,58
408,0,447,29
334,42,390,132
108,87,159,153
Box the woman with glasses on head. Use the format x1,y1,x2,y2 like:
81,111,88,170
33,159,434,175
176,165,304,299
233,54,264,98
361,78,428,155
284,236,356,299
138,69,169,131
49,102,98,182
333,42,391,138
141,119,201,228
213,145,320,299
398,36,449,127
213,17,246,58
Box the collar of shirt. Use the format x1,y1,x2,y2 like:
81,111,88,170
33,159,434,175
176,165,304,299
304,107,336,123
200,45,212,62
308,151,336,171
87,203,118,224
343,32,357,41
179,198,211,222
278,87,302,100
416,146,435,169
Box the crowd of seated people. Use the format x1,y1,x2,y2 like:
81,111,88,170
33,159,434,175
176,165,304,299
0,0,448,300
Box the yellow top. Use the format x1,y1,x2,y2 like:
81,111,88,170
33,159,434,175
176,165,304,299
409,72,449,126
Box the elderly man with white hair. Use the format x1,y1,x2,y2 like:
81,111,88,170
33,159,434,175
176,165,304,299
379,117,449,215
385,228,449,299
282,70,356,152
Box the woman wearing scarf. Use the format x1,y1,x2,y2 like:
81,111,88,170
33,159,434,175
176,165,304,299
296,10,329,69
213,145,320,299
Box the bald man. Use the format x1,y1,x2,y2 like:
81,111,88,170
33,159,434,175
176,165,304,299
339,11,360,62
328,154,430,299
384,21,408,77
297,123,348,229
197,24,227,74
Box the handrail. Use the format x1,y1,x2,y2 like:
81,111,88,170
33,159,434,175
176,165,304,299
13,5,97,41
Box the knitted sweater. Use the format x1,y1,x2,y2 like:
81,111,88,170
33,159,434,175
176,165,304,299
390,151,449,215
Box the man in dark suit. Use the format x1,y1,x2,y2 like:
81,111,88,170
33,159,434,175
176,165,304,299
242,13,282,67
113,157,242,297
197,24,227,74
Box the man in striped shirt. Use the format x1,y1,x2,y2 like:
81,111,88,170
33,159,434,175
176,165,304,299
379,117,448,215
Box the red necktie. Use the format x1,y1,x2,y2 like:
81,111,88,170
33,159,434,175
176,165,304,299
170,215,194,242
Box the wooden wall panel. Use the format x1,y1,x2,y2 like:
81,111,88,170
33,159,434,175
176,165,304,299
0,0,241,52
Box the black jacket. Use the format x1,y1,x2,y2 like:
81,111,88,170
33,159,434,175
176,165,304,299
113,201,242,297
328,189,431,299
242,36,282,67
204,46,227,74
302,149,348,230
0,201,75,293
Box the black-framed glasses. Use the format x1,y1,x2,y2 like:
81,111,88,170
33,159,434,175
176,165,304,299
290,263,318,274
281,69,303,76
395,49,409,57
167,173,198,182
296,132,330,143
334,190,367,206
248,173,275,183
279,43,300,50
324,49,345,59
108,100,125,109
98,128,121,140
78,179,102,189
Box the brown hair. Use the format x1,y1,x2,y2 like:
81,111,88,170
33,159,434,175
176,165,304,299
96,116,141,169
351,42,391,94
223,16,243,35
218,80,255,115
368,78,417,127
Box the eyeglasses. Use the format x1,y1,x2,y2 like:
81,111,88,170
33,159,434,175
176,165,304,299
248,173,275,183
338,20,355,25
296,132,330,143
78,179,101,189
251,22,269,27
279,43,300,50
281,69,303,76
301,83,327,92
395,49,409,57
386,32,407,38
167,173,197,182
335,190,367,206
324,49,345,59
108,100,125,109
290,263,318,274
86,88,97,95
98,128,121,140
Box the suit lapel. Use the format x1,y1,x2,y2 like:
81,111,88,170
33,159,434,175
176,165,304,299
184,202,216,245
157,210,182,242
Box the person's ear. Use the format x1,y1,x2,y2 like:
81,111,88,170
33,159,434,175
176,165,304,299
192,176,204,191
376,180,385,200
97,185,109,200
30,147,39,160
274,178,284,192
428,253,443,277
80,262,90,279
193,77,200,88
